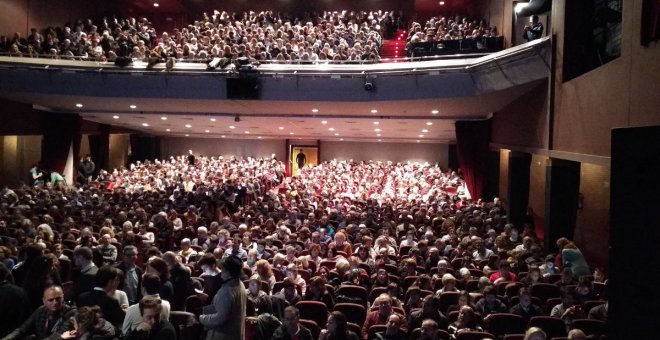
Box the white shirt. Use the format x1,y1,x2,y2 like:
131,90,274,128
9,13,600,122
122,294,170,336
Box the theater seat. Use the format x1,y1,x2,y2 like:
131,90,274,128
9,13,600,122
300,319,321,340
484,313,527,337
530,316,567,339
454,331,496,340
571,319,606,337
296,301,328,328
169,311,202,340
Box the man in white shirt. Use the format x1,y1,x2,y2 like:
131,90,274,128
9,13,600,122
122,273,171,336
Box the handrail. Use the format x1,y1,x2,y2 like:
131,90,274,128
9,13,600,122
0,37,549,77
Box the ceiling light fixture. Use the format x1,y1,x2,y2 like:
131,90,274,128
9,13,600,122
374,128,381,132
340,138,344,141
205,130,210,133
370,109,378,113
153,3,159,7
142,123,149,127
422,129,429,133
431,109,439,114
377,134,381,137
166,128,171,132
328,127,335,131
185,124,192,128
258,136,262,139
373,121,380,125
221,135,226,138
185,134,189,137
112,115,119,119
290,132,294,135
334,133,339,136
378,139,382,142
210,118,216,122
130,105,137,109
75,103,83,108
321,120,328,124
245,131,250,134
229,125,235,129
312,108,319,113
426,122,433,126
161,116,167,120
279,127,284,130
419,134,425,138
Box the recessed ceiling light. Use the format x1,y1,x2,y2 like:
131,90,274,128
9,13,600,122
439,1,445,5
142,123,149,127
166,128,171,132
229,125,235,129
321,120,328,124
378,139,382,142
431,109,439,114
279,127,284,130
373,121,380,125
185,134,189,137
419,134,425,138
340,138,344,141
244,131,250,134
161,116,167,120
417,140,421,143
328,127,335,131
258,136,262,139
112,115,119,119
205,130,210,133
371,109,378,113
75,103,83,108
334,133,339,136
426,122,433,126
153,3,159,7
377,134,381,137
185,124,192,128
422,129,429,133
290,132,294,135
221,135,226,138
312,108,319,113
374,128,381,132
210,118,216,122
130,105,137,109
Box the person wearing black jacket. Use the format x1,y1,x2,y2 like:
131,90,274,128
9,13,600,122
0,263,31,338
116,245,143,305
163,251,192,310
2,286,76,340
271,306,314,340
77,266,125,329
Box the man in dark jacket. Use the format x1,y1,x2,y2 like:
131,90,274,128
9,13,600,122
163,251,192,310
2,285,75,340
116,245,143,305
271,306,314,340
77,265,125,329
72,246,98,298
0,263,31,338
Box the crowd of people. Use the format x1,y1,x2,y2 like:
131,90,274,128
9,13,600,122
0,9,406,64
0,153,607,340
407,15,499,45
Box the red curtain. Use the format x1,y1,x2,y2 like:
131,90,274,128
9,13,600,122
455,119,491,200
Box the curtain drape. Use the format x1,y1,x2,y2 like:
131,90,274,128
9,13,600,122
88,125,109,176
129,135,161,164
455,119,491,200
41,113,81,177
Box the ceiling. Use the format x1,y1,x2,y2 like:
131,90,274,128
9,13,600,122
15,80,540,143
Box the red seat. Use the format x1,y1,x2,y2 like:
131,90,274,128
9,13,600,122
530,283,561,303
299,319,321,340
347,322,361,336
336,285,368,306
296,301,329,328
334,303,367,326
484,313,527,337
530,316,567,339
454,331,496,340
368,325,387,340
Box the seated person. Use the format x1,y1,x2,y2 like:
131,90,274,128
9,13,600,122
125,297,176,340
271,306,313,340
474,285,507,317
489,261,517,284
61,306,117,340
374,314,406,340
408,295,449,331
509,287,543,322
448,306,483,336
550,288,586,331
2,286,75,340
362,294,408,340
274,277,302,306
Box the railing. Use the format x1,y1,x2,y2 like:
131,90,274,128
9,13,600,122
0,37,549,78
407,36,505,57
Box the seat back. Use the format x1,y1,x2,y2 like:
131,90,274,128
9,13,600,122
530,316,568,339
571,319,606,337
299,319,321,340
531,283,561,303
296,301,328,328
484,313,527,337
334,303,367,326
455,331,496,340
169,311,202,340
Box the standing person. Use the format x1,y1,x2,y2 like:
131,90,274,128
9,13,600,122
187,150,196,166
29,163,44,186
72,247,98,298
76,266,126,329
0,263,31,338
116,245,143,305
161,252,191,310
199,255,246,340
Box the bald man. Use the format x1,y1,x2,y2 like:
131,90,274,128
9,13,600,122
2,286,76,340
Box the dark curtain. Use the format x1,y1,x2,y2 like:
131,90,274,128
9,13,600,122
455,119,491,200
88,124,110,175
129,135,161,164
41,113,81,176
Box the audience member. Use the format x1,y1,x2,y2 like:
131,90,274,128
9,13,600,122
199,255,246,339
2,286,75,340
122,273,171,335
124,297,176,340
76,265,126,328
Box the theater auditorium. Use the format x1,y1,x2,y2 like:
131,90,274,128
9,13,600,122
0,0,658,339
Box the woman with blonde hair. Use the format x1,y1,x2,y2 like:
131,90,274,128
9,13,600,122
255,259,276,291
523,326,547,340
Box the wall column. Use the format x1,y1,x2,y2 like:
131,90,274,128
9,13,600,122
506,151,531,229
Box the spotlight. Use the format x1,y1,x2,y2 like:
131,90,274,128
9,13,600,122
234,115,240,123
364,81,375,92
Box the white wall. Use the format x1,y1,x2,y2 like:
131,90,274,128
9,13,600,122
320,141,449,168
160,137,287,160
